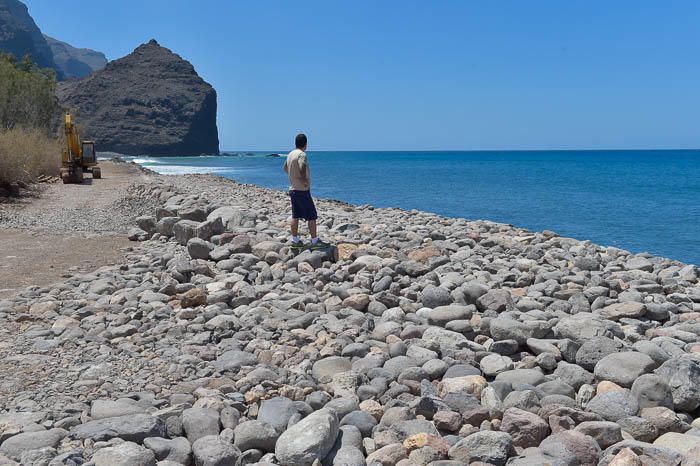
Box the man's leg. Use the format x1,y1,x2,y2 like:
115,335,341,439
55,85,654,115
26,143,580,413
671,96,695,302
291,218,300,243
308,220,330,249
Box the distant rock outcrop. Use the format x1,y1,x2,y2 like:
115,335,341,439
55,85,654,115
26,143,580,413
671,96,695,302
57,40,219,156
44,35,106,79
0,0,60,76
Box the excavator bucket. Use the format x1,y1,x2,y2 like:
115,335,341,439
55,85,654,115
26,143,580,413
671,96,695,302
61,167,84,184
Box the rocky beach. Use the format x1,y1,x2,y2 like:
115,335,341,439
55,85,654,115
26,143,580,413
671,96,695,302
0,162,699,466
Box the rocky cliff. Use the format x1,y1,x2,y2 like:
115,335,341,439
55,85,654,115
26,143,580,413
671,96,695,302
57,40,219,156
0,0,59,76
44,34,106,79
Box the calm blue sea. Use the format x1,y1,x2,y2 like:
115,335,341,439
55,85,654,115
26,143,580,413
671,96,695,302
126,151,700,265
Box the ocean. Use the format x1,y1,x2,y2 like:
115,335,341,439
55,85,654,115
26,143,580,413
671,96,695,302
126,150,700,266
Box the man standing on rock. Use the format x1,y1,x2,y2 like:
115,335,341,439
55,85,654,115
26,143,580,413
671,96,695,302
284,133,329,252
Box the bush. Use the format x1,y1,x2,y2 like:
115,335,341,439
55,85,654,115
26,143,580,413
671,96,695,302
0,53,59,130
0,127,62,188
0,53,62,191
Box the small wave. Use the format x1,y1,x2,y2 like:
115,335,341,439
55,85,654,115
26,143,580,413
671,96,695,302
145,165,227,175
130,157,163,164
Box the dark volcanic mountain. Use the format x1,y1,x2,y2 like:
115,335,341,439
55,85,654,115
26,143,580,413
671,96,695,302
0,0,60,76
57,40,219,156
44,34,106,79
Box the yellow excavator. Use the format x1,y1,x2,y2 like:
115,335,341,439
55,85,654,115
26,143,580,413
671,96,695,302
61,113,101,184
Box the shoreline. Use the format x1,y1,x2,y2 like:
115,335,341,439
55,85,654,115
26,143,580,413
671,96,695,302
124,151,700,267
146,165,696,268
0,162,698,464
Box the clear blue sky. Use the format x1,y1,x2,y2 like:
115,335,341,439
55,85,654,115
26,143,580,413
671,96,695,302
26,0,700,151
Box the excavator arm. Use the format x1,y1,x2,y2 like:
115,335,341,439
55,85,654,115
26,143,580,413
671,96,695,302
63,113,82,164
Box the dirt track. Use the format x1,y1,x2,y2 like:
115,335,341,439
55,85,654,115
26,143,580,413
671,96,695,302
0,162,148,299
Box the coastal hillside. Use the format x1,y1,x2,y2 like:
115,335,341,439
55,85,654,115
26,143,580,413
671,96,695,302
57,40,220,156
0,0,106,80
0,0,59,77
43,34,106,79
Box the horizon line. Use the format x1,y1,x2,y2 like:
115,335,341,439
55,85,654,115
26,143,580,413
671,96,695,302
220,147,700,153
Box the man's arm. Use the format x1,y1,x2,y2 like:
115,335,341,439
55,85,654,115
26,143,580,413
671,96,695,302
298,154,309,184
283,158,288,174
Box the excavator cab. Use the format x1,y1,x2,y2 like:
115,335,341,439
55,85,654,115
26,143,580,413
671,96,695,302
81,141,100,178
82,141,96,165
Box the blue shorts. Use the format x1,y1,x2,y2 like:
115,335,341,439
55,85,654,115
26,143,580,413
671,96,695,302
290,190,318,221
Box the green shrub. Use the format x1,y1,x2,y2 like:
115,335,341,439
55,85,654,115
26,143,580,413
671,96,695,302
0,53,59,130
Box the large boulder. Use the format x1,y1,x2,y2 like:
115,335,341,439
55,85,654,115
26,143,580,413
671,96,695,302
595,301,647,321
191,435,240,466
57,39,219,156
616,416,659,443
182,408,220,443
275,409,339,466
187,237,215,259
630,374,674,409
500,408,550,448
574,421,623,449
587,391,639,422
174,218,224,245
653,432,700,456
654,357,700,412
594,352,656,388
91,441,156,466
575,336,621,371
554,314,622,344
422,326,467,350
426,305,473,326
539,430,601,466
0,428,67,460
257,397,298,434
490,318,549,344
70,414,165,442
421,285,453,308
448,431,515,466
90,400,145,419
312,356,352,381
476,289,514,312
143,437,191,464
207,206,243,230
234,420,278,452
598,440,683,466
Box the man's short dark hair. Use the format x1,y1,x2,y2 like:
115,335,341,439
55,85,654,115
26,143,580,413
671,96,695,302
295,133,307,149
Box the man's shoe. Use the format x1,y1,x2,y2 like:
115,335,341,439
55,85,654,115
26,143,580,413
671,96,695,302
310,239,331,250
290,240,305,252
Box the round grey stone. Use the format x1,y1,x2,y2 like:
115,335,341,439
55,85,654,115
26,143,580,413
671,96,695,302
448,431,514,466
339,411,377,438
575,336,620,371
275,409,339,466
586,391,639,422
631,374,674,409
233,420,278,452
192,435,240,466
594,352,656,388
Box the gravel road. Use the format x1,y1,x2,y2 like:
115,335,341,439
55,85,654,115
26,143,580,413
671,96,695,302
0,161,158,298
